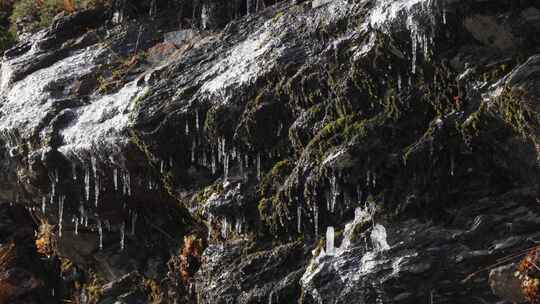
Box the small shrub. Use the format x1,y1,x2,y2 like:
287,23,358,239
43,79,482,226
517,247,540,303
9,0,111,37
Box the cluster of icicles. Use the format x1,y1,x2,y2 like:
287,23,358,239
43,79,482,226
41,156,137,252
404,0,449,74
183,111,285,183
293,168,379,240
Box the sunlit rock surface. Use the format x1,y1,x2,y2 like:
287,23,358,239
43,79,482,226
0,0,539,303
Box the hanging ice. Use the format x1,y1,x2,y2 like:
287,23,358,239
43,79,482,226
257,153,261,180
235,218,242,235
123,171,131,196
326,226,335,255
450,154,455,176
58,195,65,238
120,222,125,250
42,197,46,213
130,212,137,235
330,175,339,213
238,154,244,178
211,152,216,174
74,216,79,235
97,219,103,250
91,156,97,179
191,138,196,162
297,206,302,234
313,205,319,236
113,168,118,191
196,111,200,130
185,121,189,135
72,163,77,181
222,218,228,239
371,224,390,252
94,175,100,207
223,152,229,181
83,166,90,201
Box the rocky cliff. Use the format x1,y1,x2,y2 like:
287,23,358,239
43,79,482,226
0,0,539,303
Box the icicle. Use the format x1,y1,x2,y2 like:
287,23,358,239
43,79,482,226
149,0,157,17
50,177,56,205
326,226,335,255
185,121,189,135
366,170,371,187
97,219,103,250
74,217,79,235
196,111,200,130
313,205,319,236
371,224,390,252
257,153,261,180
120,222,125,250
130,213,137,235
450,154,455,176
42,197,46,213
160,160,164,174
123,171,131,196
297,206,302,234
211,152,216,174
169,157,173,167
442,6,447,24
331,175,338,213
223,152,229,181
84,166,90,201
94,175,100,207
113,168,118,191
238,154,244,179
91,156,97,179
407,15,418,74
222,218,228,239
235,218,242,235
72,163,77,181
191,138,196,162
105,220,111,232
372,172,377,187
58,195,65,238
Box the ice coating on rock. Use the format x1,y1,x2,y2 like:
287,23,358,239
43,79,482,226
59,83,149,157
371,224,390,252
0,47,104,138
326,226,335,255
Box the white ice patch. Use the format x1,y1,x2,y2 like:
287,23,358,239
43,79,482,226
369,0,434,29
59,82,149,157
0,47,104,138
199,28,274,99
371,224,390,252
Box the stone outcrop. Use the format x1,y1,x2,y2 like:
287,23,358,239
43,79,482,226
0,0,540,303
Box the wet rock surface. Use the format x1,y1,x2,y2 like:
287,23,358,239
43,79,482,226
0,0,539,303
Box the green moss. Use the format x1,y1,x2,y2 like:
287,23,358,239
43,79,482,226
0,27,15,52
9,0,109,36
194,184,223,207
273,11,284,22
492,86,540,139
259,159,294,198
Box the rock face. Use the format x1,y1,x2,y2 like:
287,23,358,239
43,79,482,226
0,0,540,303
